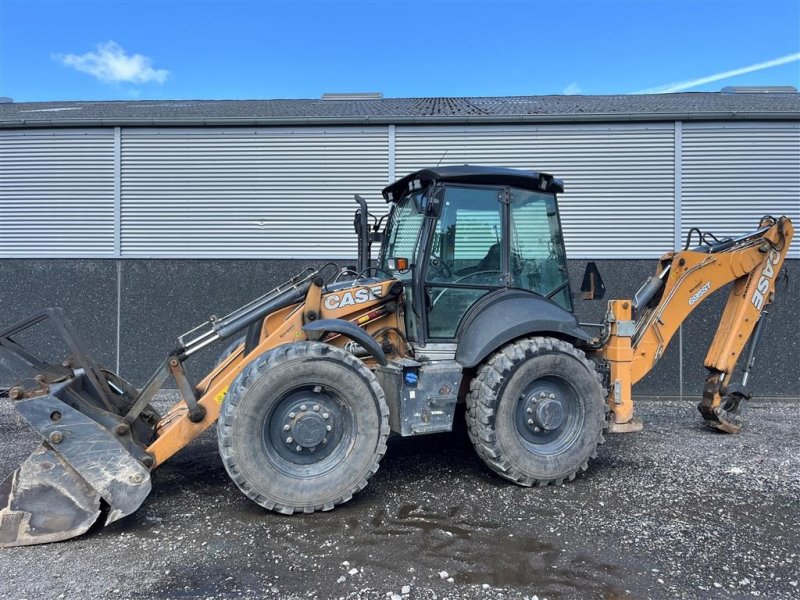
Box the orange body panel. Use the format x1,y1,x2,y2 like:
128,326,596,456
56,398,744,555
146,278,404,467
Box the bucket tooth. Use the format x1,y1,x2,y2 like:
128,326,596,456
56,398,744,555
0,444,101,547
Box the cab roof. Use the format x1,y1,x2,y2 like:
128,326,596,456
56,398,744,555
382,165,564,202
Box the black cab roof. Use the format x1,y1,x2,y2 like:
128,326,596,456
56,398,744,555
382,165,564,202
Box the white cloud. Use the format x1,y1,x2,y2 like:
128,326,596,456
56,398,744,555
563,82,581,95
635,53,800,94
55,41,169,84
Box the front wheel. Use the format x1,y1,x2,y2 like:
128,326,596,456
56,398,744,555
217,342,389,513
466,337,605,486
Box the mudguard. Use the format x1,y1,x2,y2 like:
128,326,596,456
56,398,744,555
302,319,388,366
455,289,592,368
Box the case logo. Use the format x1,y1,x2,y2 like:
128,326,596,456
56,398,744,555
751,249,780,311
324,285,383,310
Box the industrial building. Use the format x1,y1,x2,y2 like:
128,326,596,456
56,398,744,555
1,90,798,397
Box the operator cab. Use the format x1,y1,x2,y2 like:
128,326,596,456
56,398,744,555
379,166,572,342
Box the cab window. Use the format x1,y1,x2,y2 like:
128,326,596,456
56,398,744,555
509,188,572,311
426,185,505,286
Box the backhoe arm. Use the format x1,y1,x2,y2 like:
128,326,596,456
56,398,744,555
601,216,794,433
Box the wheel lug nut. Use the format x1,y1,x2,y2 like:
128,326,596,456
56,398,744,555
539,392,547,399
300,404,307,411
322,413,330,420
283,424,290,431
527,419,534,426
313,405,320,412
322,437,328,444
534,427,541,432
326,425,332,432
309,446,317,453
288,412,296,419
549,393,555,399
295,445,302,452
526,407,533,414
286,437,293,444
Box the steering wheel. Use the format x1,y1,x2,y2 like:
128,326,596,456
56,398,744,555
427,252,452,279
431,270,502,306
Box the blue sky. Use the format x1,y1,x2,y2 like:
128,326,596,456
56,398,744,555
1,0,798,101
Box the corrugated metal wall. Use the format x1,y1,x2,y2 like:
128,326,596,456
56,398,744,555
121,127,389,257
1,122,798,259
681,122,800,250
396,124,676,258
0,129,116,256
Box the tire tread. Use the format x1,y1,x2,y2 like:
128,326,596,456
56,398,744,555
217,342,389,514
465,336,605,487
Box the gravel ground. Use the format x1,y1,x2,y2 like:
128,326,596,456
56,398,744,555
1,394,798,600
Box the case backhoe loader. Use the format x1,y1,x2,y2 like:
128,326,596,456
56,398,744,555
0,166,793,547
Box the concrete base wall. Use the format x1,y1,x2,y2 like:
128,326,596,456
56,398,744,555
1,258,798,398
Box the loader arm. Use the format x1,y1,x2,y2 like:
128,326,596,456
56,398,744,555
0,269,404,547
147,277,404,467
601,216,794,433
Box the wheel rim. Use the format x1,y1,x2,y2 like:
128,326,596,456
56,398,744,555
262,383,354,476
514,375,584,455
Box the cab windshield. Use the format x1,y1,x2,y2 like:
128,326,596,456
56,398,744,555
379,190,425,282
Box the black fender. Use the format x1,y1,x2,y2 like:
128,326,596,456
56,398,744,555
455,289,592,368
302,319,387,366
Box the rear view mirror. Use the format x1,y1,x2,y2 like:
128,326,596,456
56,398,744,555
580,262,606,300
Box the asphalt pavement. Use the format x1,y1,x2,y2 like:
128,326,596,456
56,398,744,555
1,395,798,600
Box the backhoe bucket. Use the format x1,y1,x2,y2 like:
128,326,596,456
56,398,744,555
0,389,153,547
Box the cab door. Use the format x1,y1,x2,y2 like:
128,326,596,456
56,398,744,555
424,184,507,339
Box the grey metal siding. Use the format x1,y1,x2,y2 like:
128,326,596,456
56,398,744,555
395,124,676,258
120,127,389,258
681,122,800,257
1,121,798,261
0,129,116,256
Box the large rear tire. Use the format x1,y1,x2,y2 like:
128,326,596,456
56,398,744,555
466,337,605,486
217,342,390,513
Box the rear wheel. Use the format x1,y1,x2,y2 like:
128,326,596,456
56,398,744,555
217,342,389,513
466,337,605,486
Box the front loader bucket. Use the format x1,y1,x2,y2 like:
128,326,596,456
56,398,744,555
0,392,153,547
0,444,101,546
0,308,158,547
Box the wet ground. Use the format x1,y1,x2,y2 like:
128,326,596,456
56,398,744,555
1,395,798,600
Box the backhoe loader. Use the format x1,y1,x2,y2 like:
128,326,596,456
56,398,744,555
0,166,793,547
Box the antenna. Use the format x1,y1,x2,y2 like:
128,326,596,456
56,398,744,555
435,150,448,167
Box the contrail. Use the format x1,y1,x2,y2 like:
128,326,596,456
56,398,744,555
635,53,800,94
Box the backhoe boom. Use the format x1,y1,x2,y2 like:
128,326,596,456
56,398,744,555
600,216,794,433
